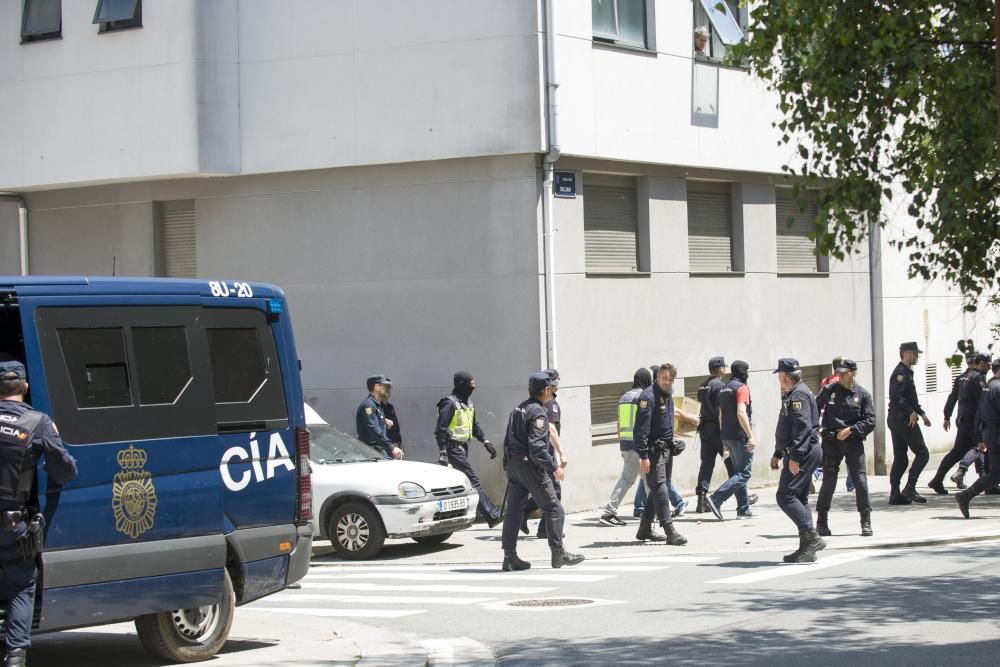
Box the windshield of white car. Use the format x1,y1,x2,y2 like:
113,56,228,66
308,423,384,464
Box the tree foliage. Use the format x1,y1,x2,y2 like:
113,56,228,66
735,1,999,308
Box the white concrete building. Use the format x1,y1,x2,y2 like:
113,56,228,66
1,0,994,511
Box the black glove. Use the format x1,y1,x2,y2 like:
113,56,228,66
438,450,449,466
484,441,497,459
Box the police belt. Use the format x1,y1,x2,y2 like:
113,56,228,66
0,509,26,531
821,429,864,443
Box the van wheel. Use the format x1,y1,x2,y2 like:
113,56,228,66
413,532,452,545
329,502,385,560
135,568,235,663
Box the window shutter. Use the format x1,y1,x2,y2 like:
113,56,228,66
160,203,196,279
800,364,826,394
590,382,631,445
584,184,639,273
687,183,733,272
776,191,819,273
925,363,938,393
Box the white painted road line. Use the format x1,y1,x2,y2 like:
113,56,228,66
309,572,615,584
264,594,497,605
305,582,556,595
251,607,425,619
706,550,887,585
596,555,718,563
307,564,665,574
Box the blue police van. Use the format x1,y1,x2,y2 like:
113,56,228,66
0,276,312,662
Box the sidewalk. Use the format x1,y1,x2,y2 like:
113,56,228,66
313,459,1000,567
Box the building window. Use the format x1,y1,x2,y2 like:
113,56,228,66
93,0,142,32
592,0,650,49
799,364,826,394
693,0,745,61
21,0,61,43
156,201,196,279
687,181,735,273
776,189,828,274
584,176,640,274
590,382,631,446
925,363,939,393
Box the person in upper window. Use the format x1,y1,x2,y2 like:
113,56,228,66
694,26,710,57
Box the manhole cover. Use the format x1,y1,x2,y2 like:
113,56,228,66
507,598,594,608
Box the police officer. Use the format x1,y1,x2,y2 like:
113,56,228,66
0,361,77,667
887,342,931,504
928,353,991,494
633,363,689,546
382,379,403,452
695,357,735,513
500,373,584,571
770,358,824,563
956,358,1000,518
599,368,653,526
356,375,404,459
814,360,876,537
525,369,566,539
435,372,501,527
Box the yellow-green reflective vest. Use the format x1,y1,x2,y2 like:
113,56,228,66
447,402,475,442
618,402,638,442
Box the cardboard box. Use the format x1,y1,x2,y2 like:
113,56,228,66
673,396,701,438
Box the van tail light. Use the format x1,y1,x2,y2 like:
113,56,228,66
295,426,313,524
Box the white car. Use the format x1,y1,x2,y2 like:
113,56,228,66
306,404,479,560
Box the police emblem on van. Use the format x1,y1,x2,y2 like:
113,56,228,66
112,446,158,539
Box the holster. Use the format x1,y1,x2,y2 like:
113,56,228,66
669,439,687,456
17,514,44,562
0,511,23,533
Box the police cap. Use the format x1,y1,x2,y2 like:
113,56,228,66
835,359,858,373
899,341,923,353
708,356,727,370
0,361,26,380
529,372,556,392
972,353,991,364
773,358,801,374
366,374,392,391
993,358,1000,371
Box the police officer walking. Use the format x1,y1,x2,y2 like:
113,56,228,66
0,361,78,667
500,373,584,571
695,357,735,513
928,353,991,494
770,358,825,563
814,360,876,537
633,364,690,546
887,342,931,504
598,367,653,526
435,372,502,527
356,375,404,459
955,358,1000,518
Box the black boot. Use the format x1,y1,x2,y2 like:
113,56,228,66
519,517,529,535
816,511,831,537
888,486,912,505
696,493,709,514
4,648,26,667
860,510,873,536
663,523,688,546
927,477,948,495
950,468,967,489
956,491,971,518
792,529,826,563
902,483,927,504
783,533,807,563
551,547,585,569
502,550,531,571
635,518,666,542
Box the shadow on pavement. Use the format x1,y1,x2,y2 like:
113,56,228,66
31,632,277,667
311,540,463,563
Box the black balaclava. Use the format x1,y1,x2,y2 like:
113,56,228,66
453,371,475,401
633,367,652,389
730,360,750,382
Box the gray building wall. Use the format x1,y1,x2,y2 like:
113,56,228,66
0,203,19,273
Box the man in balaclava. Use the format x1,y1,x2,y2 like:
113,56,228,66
435,372,502,527
705,360,758,521
599,368,653,526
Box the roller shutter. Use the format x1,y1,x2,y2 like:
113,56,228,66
584,184,639,273
776,191,819,273
687,183,733,273
160,202,196,279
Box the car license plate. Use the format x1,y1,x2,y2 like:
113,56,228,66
438,497,468,512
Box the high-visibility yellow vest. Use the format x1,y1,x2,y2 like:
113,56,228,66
446,403,474,442
618,402,638,442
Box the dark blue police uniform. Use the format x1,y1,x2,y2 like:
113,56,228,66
772,359,823,562
887,347,930,502
356,394,397,458
815,364,876,535
696,366,735,497
383,400,402,450
0,361,78,662
931,357,990,491
956,366,1000,517
634,383,687,545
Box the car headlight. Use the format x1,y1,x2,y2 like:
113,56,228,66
463,478,472,491
398,482,426,499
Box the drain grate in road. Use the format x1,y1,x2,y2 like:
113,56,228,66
507,598,594,608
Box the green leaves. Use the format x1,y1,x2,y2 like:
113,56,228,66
742,0,1000,312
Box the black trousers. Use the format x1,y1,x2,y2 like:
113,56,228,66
816,438,871,513
446,443,501,522
640,448,674,527
965,427,1000,499
932,428,977,483
887,412,929,489
776,445,822,532
502,456,564,551
696,426,735,495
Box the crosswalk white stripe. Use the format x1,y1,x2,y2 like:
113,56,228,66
308,572,615,583
251,607,424,619
595,555,718,563
706,551,886,584
260,594,495,605
305,582,556,594
306,565,666,574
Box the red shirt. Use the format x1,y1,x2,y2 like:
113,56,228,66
820,374,840,390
